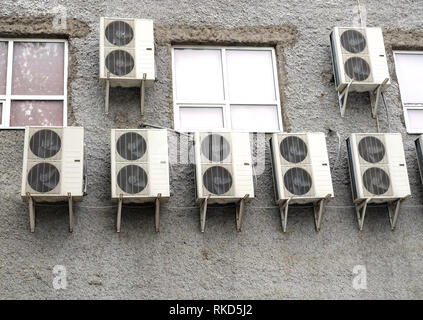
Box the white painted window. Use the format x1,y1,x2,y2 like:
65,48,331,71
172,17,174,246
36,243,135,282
0,39,68,129
172,46,282,132
394,51,423,133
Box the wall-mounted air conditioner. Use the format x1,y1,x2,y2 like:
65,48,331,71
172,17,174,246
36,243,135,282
111,129,169,232
330,27,390,117
347,133,410,230
100,17,155,114
21,126,85,232
270,132,334,232
194,132,254,232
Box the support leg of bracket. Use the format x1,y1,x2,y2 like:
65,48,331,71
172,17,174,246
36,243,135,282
236,194,249,232
339,80,353,117
27,193,35,233
140,73,146,116
155,193,161,233
279,198,291,233
313,194,331,232
200,196,209,233
356,198,371,231
68,193,74,233
388,198,404,231
105,79,110,114
116,194,123,233
370,78,389,119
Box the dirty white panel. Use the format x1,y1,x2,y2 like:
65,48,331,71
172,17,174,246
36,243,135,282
10,100,63,127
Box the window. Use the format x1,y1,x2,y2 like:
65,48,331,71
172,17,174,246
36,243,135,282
172,46,282,132
0,39,68,129
394,51,423,133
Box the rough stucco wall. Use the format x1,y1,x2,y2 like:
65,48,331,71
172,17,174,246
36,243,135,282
1,0,423,299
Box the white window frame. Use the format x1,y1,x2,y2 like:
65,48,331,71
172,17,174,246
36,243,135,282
0,38,68,129
393,50,423,134
171,45,283,133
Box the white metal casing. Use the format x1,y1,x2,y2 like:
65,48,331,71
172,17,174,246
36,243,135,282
330,27,390,93
347,133,410,203
270,132,334,204
99,17,155,88
111,129,170,203
21,126,84,202
194,132,254,204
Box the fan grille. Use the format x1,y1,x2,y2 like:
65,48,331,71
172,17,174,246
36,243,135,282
203,166,232,195
340,29,366,53
283,167,312,196
28,163,60,193
358,136,385,163
117,165,148,194
105,21,134,46
105,50,134,76
30,129,61,159
201,134,230,162
344,57,370,81
362,167,390,195
280,136,308,163
116,132,147,161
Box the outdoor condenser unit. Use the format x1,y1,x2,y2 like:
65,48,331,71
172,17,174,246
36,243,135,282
270,132,334,232
21,126,85,232
100,17,155,114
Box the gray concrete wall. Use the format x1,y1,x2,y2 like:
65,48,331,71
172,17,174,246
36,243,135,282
1,0,423,299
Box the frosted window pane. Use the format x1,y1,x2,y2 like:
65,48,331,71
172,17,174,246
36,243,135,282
0,42,7,95
174,49,224,101
10,100,63,127
226,50,276,102
395,53,423,104
406,109,423,130
231,105,279,131
12,42,64,95
179,107,223,129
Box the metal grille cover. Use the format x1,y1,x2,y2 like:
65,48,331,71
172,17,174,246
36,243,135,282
280,136,308,163
105,50,135,76
116,132,147,161
203,166,233,195
117,165,148,194
27,163,60,193
341,29,366,53
344,57,371,81
362,167,390,195
358,136,385,163
30,129,61,159
105,21,134,46
283,167,312,196
201,134,231,162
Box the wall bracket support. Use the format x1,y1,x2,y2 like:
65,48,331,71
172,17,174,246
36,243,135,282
370,78,389,119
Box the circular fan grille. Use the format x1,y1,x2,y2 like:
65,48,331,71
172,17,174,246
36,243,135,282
201,134,231,162
105,21,134,46
28,163,60,193
30,129,61,158
280,136,308,163
362,167,390,195
203,166,233,195
117,165,148,194
283,167,312,196
358,136,385,163
105,50,134,76
340,30,366,53
344,57,370,81
116,132,147,161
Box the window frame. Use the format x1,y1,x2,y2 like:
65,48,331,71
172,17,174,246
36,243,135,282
393,50,423,134
0,38,68,130
171,45,283,133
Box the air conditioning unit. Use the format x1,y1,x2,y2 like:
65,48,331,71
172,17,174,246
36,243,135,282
330,27,390,117
415,135,423,184
194,132,254,232
21,126,85,232
346,133,411,230
99,17,155,114
111,129,170,232
270,132,334,232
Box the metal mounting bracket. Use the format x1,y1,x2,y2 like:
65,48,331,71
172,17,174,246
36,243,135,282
370,78,389,119
68,193,74,233
140,73,147,117
338,80,353,117
236,194,249,232
199,195,209,233
105,72,110,114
